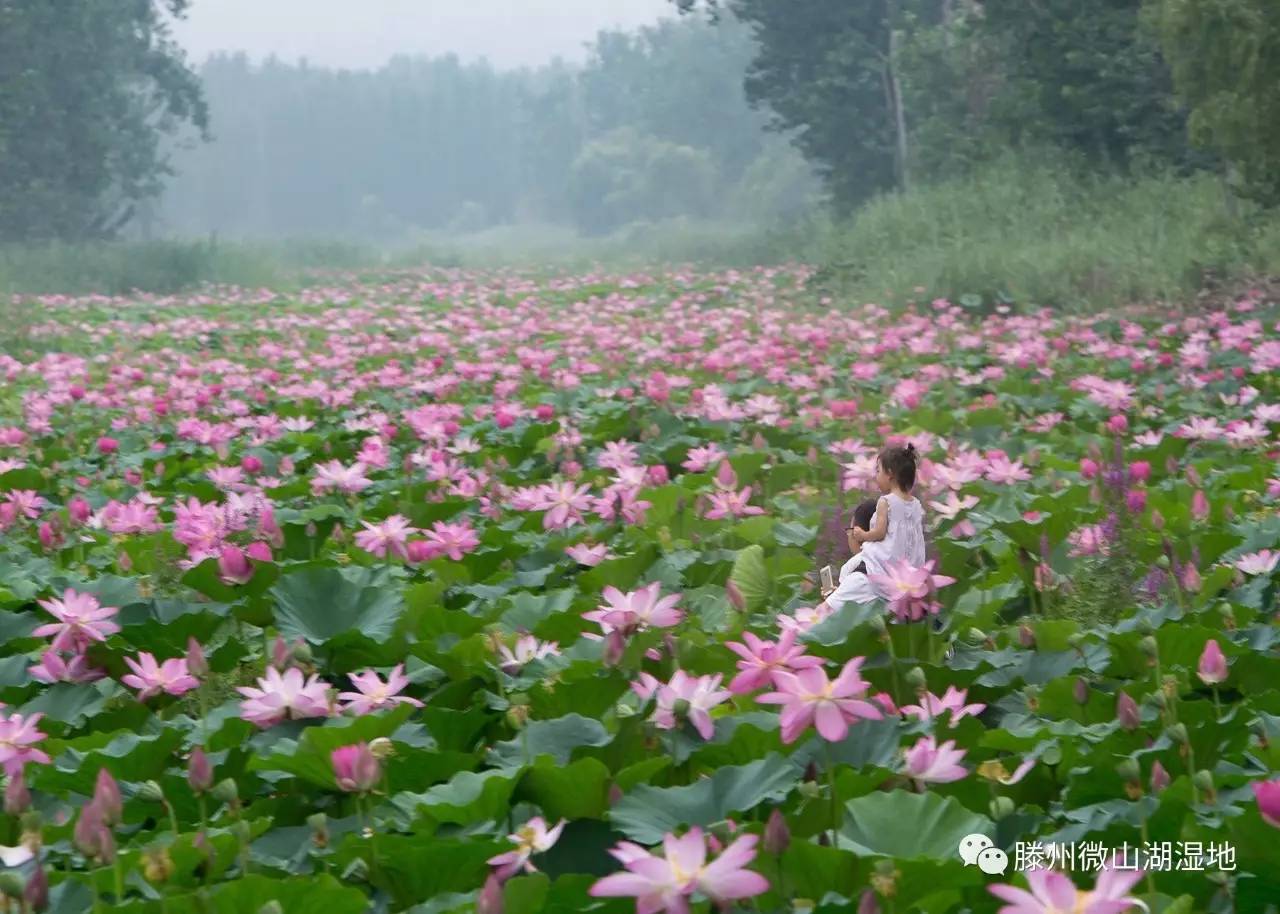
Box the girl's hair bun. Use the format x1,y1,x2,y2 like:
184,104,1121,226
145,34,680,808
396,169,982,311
906,442,917,455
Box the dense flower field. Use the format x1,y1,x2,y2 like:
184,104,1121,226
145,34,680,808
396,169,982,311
0,266,1278,914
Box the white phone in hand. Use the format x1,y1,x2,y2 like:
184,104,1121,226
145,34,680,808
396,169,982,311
820,564,834,595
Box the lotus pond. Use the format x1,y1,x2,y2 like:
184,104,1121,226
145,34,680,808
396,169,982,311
0,267,1278,914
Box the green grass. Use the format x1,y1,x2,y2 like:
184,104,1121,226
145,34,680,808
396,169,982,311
810,152,1280,310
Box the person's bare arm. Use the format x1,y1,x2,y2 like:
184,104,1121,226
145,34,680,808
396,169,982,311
854,498,888,543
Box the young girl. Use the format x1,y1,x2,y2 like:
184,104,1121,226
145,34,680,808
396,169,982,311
821,444,925,610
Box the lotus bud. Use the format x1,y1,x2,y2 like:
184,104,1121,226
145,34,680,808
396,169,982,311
905,667,927,694
1073,678,1089,705
137,780,166,804
1116,758,1141,782
764,808,790,856
966,627,987,645
603,630,626,667
291,640,313,665
725,580,745,611
1024,685,1040,713
1139,636,1159,659
1168,723,1189,745
24,865,48,913
271,636,290,670
186,636,209,677
212,778,240,807
1150,508,1164,530
608,783,624,806
1150,760,1171,793
1185,465,1202,488
477,874,504,914
1040,744,1062,767
868,614,888,639
1193,769,1215,798
1149,690,1167,711
989,796,1016,820
1116,692,1140,730
188,748,213,794
857,889,881,914
1018,624,1035,648
4,770,29,816
94,769,123,826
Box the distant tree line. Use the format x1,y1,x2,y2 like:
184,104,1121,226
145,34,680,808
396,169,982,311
676,0,1280,210
157,16,818,240
2,0,1278,244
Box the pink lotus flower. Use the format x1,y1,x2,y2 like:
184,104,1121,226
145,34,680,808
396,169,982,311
0,713,50,775
1191,489,1210,521
584,583,684,637
535,481,593,530
903,735,968,783
413,519,479,561
331,742,381,793
566,542,609,566
310,460,373,495
121,652,200,701
1197,639,1228,685
497,635,560,674
647,670,732,739
28,651,105,684
1235,550,1279,576
702,486,765,521
990,867,1144,914
901,686,986,725
238,666,332,728
682,444,727,473
1253,778,1280,828
338,664,423,715
96,437,119,454
488,816,566,879
757,659,883,743
867,558,956,622
724,629,823,694
590,828,768,913
354,514,417,559
33,589,121,653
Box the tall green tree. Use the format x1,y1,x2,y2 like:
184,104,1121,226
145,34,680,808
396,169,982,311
1149,0,1280,204
0,0,207,243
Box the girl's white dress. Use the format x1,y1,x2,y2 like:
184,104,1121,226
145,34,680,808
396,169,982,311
826,492,925,608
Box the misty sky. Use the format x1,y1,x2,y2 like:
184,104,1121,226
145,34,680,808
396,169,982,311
172,0,674,70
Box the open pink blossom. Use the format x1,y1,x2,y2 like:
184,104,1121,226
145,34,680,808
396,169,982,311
121,652,200,701
584,583,684,637
648,671,732,739
901,686,986,726
903,735,968,784
725,630,823,695
757,659,883,743
1235,550,1279,576
590,828,768,913
702,486,764,520
420,519,480,561
28,651,105,685
310,459,373,495
868,558,956,622
0,713,50,775
565,542,609,566
488,816,566,879
535,481,593,530
990,867,1144,914
338,664,423,715
33,589,121,653
354,514,417,559
682,444,727,473
238,666,332,728
497,636,560,674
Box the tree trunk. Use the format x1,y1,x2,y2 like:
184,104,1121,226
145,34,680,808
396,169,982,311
887,28,910,193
